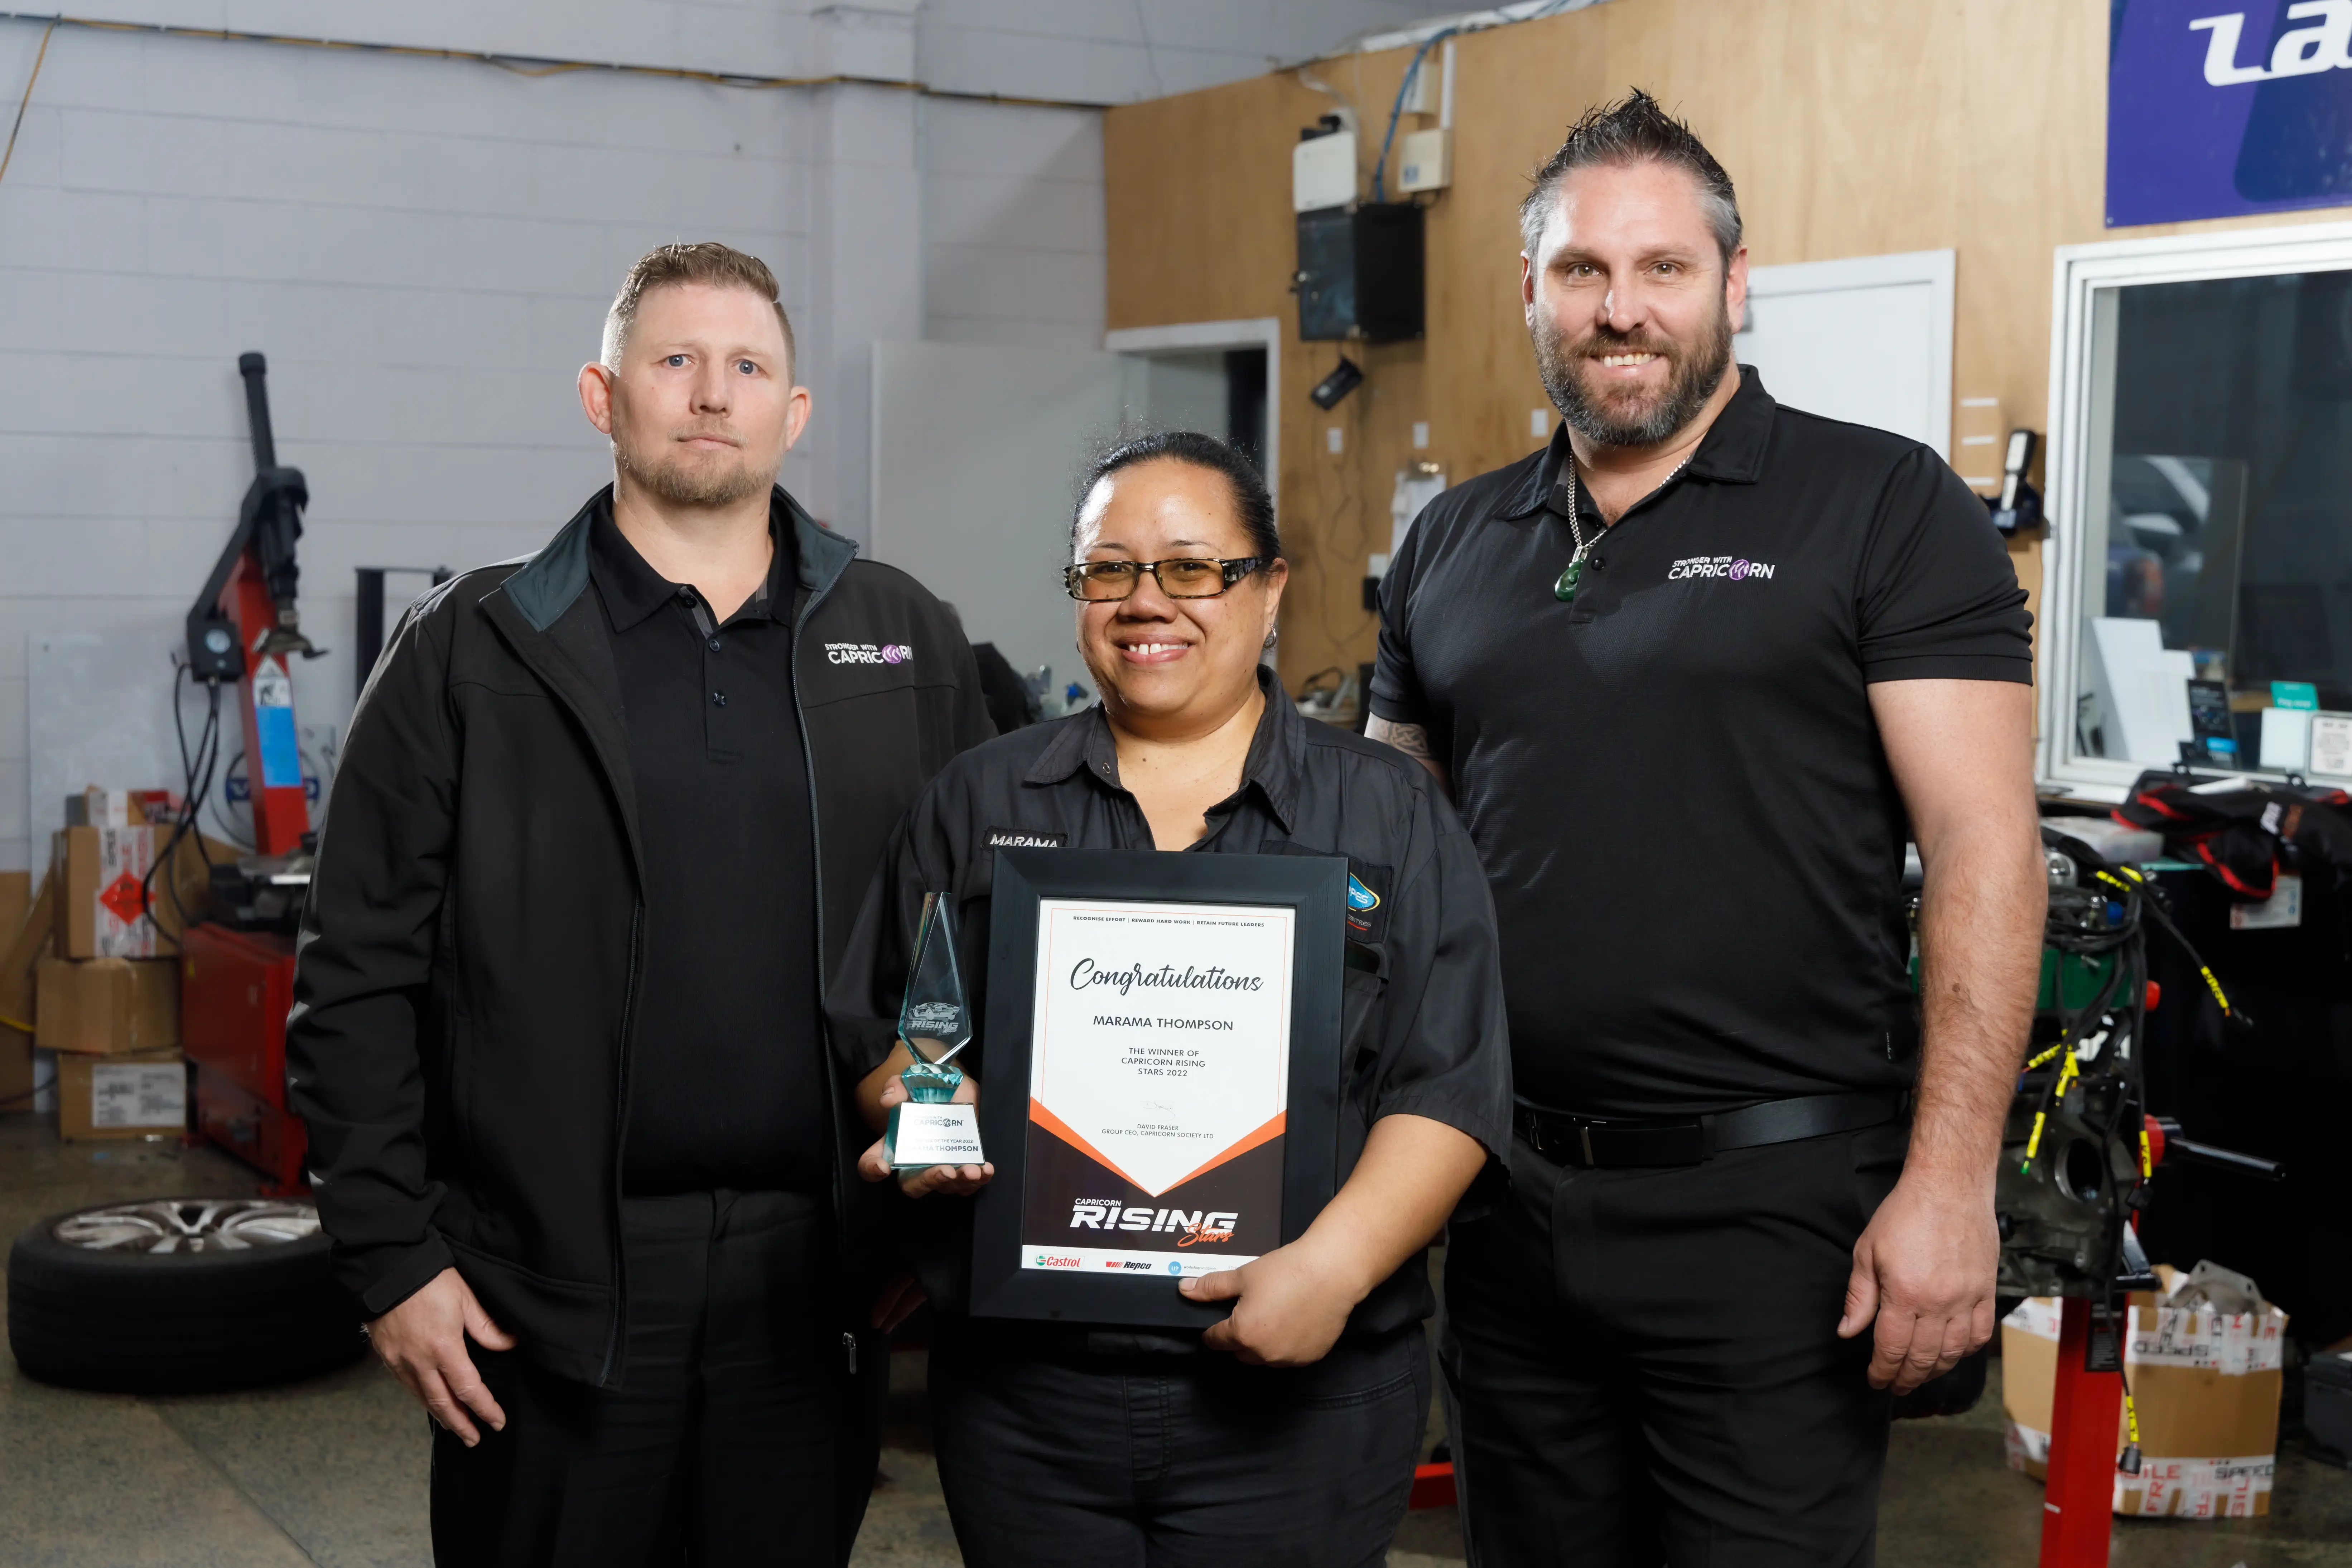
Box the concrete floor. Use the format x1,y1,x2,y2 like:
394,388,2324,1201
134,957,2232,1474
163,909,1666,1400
3,1110,2346,1566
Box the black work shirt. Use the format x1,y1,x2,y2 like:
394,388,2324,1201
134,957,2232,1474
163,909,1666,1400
828,668,1512,1337
591,500,830,1195
1371,368,2031,1119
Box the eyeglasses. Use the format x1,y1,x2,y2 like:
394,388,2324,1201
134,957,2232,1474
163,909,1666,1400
1064,557,1267,602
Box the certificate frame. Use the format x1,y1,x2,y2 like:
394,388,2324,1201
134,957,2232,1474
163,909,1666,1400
968,848,1348,1328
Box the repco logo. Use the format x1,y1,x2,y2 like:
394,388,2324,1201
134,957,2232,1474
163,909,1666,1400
1668,556,1775,583
2191,5,2352,84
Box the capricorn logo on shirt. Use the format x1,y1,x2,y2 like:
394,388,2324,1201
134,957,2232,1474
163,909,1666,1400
1668,556,1775,583
824,641,913,665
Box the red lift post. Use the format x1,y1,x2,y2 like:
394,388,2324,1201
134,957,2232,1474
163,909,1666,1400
2040,1294,2126,1567
2033,1109,2283,1566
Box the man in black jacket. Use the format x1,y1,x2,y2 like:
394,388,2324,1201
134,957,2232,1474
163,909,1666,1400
287,242,991,1566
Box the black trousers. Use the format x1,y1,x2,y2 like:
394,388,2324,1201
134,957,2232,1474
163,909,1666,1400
929,1321,1428,1568
1441,1121,1909,1568
430,1190,881,1568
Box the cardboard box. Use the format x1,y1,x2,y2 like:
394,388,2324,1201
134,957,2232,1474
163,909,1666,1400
1,871,50,1041
2002,1274,2287,1518
63,786,149,828
0,1031,30,1110
0,870,26,946
55,1048,185,1141
50,824,223,959
34,955,180,1055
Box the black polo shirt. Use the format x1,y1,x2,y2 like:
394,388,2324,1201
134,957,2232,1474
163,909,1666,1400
591,500,829,1195
828,667,1512,1338
1370,368,2031,1119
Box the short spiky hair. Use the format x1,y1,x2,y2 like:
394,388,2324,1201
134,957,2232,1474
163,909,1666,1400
1519,90,1742,265
602,242,796,377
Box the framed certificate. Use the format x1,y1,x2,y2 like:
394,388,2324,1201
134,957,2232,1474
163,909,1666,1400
968,848,1348,1328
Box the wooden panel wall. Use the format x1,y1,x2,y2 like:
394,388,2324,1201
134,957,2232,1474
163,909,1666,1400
1104,0,2350,693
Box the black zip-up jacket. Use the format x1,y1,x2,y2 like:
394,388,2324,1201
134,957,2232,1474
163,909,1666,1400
286,485,992,1386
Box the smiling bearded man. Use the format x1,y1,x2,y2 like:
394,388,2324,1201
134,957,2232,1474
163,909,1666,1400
1529,230,1734,450
287,243,992,1568
1366,93,2045,1567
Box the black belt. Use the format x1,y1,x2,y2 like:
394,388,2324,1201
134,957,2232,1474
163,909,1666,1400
1513,1090,1908,1170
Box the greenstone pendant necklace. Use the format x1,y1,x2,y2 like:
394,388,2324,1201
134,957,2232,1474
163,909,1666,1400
1553,455,1691,603
1552,461,1595,603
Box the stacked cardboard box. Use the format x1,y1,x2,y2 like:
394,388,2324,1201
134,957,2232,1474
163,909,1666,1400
50,788,217,958
53,1050,186,1141
30,788,226,1140
34,935,185,1142
34,955,179,1055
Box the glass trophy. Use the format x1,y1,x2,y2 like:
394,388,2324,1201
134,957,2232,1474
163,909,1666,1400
886,892,986,1171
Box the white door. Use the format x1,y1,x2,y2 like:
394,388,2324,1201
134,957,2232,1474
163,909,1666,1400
869,341,1135,698
1735,250,1955,459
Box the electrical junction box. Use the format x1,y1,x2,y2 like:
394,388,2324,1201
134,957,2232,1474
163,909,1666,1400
1296,203,1425,342
1293,127,1358,213
1397,128,1452,194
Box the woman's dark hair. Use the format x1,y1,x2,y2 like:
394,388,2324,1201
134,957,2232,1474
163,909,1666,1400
1072,430,1281,564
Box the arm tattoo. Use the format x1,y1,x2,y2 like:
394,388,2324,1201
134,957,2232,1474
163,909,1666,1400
1365,717,1433,758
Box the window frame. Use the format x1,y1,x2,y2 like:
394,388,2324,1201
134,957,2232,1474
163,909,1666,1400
2039,218,2352,800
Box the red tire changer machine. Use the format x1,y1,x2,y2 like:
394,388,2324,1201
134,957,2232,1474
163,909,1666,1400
176,353,323,1195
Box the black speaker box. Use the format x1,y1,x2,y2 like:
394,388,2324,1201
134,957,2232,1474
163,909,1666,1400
1295,204,1424,343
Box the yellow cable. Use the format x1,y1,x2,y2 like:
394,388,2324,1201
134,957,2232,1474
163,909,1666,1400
2021,1050,2078,1168
2090,866,2235,1014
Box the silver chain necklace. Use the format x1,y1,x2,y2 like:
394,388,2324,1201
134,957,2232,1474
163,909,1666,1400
1553,454,1691,603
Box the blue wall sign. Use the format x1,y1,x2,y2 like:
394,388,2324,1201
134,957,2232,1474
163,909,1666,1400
2109,0,2352,226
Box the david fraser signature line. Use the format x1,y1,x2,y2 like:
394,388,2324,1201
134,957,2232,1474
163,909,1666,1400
1069,959,1266,995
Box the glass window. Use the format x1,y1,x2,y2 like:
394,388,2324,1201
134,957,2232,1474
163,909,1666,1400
2049,230,2352,792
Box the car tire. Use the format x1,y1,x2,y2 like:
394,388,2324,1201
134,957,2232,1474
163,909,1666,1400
7,1197,363,1393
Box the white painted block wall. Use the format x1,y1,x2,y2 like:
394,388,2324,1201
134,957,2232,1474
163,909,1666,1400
922,97,1104,350
0,0,1432,869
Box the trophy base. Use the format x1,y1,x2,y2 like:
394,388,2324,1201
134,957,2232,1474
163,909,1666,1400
888,1101,985,1170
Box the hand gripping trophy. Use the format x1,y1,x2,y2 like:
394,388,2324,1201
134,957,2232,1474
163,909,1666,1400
886,892,986,1169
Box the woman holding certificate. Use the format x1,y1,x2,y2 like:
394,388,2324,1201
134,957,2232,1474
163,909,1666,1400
830,431,1510,1568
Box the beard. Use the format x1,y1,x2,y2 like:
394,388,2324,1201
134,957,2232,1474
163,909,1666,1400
1532,294,1734,449
613,426,775,508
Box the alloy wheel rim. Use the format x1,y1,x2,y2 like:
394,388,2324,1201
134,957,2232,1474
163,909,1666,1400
53,1199,320,1254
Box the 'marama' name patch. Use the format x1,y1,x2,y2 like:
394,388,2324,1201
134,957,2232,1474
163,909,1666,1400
985,827,1067,849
